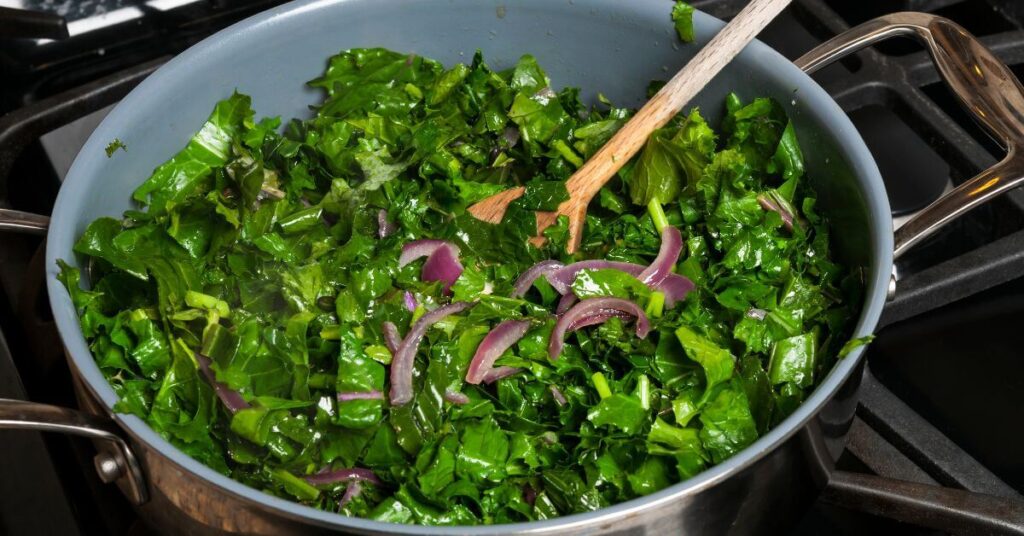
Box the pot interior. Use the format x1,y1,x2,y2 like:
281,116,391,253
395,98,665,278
45,0,892,532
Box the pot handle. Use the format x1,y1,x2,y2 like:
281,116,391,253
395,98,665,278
794,12,1024,261
823,471,1024,535
0,398,148,505
0,208,50,235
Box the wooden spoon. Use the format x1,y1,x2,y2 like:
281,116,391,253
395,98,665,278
468,0,793,253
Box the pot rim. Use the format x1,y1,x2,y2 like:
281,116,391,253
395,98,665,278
44,0,893,533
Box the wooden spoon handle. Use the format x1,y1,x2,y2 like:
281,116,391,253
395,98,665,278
564,0,793,202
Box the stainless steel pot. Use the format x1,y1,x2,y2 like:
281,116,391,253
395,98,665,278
1,3,1023,534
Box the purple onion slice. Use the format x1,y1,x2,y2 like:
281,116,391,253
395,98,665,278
522,484,537,506
304,467,382,487
546,260,644,295
382,321,402,354
658,274,695,308
637,226,683,287
481,366,522,384
444,389,470,405
549,385,568,406
403,291,417,312
378,209,397,238
340,481,363,508
548,297,650,360
196,353,250,413
398,239,461,268
421,244,463,294
555,293,578,315
390,301,474,405
757,192,795,231
503,126,521,148
543,227,694,308
466,319,531,384
512,260,564,298
337,390,383,402
548,262,693,308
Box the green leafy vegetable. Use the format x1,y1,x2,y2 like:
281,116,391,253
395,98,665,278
672,2,696,43
105,138,127,157
57,18,865,525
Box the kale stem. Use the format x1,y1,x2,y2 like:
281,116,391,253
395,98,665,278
647,198,668,233
411,304,426,324
638,374,650,410
591,372,612,399
645,291,665,318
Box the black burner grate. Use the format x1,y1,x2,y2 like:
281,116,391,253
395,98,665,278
1,0,1024,534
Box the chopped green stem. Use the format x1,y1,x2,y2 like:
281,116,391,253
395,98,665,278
365,344,393,365
404,83,423,100
647,199,669,233
638,375,651,410
319,325,341,340
645,291,665,318
591,372,612,399
308,372,335,389
411,304,426,324
552,139,584,167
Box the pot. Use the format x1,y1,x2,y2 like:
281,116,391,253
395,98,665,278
1,2,1022,534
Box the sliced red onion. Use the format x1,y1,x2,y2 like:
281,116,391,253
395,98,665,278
421,244,463,294
522,484,537,507
378,209,397,238
548,297,650,360
390,301,474,405
659,273,696,308
746,308,768,320
466,319,531,384
403,291,417,312
196,353,250,413
304,467,382,487
757,192,795,230
382,321,402,354
481,366,522,384
512,260,565,298
546,260,645,294
503,126,520,148
337,390,383,402
544,225,695,309
555,293,578,315
444,389,470,405
340,481,363,508
637,226,683,287
549,385,567,406
398,239,461,268
549,260,693,308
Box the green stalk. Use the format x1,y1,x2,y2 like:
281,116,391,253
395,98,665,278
319,325,341,340
411,304,426,324
645,291,665,318
648,198,669,233
591,372,612,399
308,372,335,389
638,374,651,410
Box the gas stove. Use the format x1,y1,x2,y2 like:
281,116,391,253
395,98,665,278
1,0,1023,534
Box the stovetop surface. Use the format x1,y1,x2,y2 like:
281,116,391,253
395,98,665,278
2,0,1024,534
